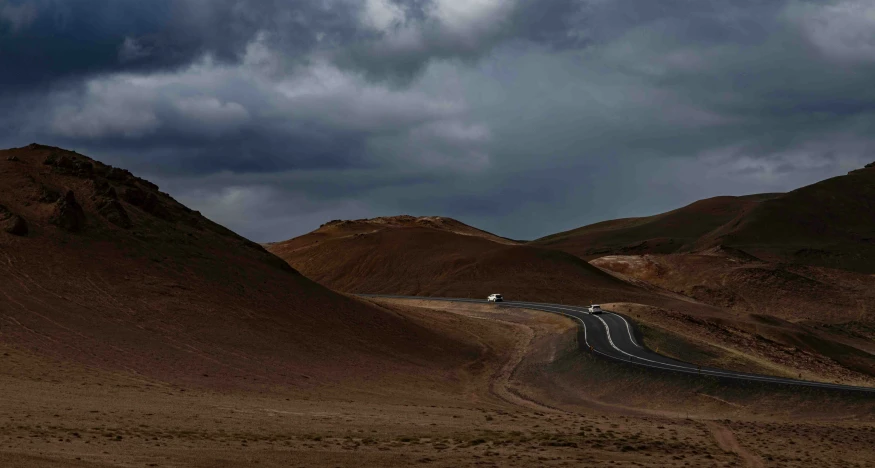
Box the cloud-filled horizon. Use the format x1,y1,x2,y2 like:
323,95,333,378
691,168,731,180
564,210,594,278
2,0,874,242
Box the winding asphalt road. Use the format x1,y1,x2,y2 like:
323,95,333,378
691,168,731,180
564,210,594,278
360,295,875,394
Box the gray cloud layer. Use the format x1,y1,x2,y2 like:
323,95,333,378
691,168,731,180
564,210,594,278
2,0,874,241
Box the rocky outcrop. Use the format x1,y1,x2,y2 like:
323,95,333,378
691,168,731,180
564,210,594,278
43,152,94,178
49,191,86,232
848,161,875,174
0,205,28,236
121,186,149,207
38,186,61,203
92,179,118,200
106,166,135,183
90,179,132,228
122,186,172,220
96,198,132,228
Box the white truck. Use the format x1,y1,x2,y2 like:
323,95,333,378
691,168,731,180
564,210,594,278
588,304,602,314
487,294,504,303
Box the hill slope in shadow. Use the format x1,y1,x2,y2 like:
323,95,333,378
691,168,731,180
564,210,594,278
0,144,479,392
535,163,875,273
267,216,663,305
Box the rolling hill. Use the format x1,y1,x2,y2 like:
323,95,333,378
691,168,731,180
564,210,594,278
534,163,875,274
267,166,875,385
690,164,875,272
532,194,780,259
0,144,480,391
266,215,665,305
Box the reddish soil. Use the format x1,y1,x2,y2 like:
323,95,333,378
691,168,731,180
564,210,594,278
695,165,875,273
535,163,875,274
2,299,872,468
2,145,873,466
0,144,482,393
591,252,875,384
268,211,875,385
591,253,875,325
525,162,875,385
533,194,779,259
266,214,676,306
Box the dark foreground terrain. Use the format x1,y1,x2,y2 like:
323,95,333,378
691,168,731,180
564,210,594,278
1,145,873,467
2,299,874,467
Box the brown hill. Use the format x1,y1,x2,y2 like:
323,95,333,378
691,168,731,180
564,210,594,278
690,164,875,272
270,214,875,384
534,165,875,378
314,215,519,245
591,252,875,378
0,144,480,391
536,163,875,274
267,216,665,305
591,253,875,325
532,194,780,259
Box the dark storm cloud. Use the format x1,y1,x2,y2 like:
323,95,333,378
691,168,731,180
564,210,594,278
3,0,875,242
335,0,590,83
45,127,372,175
1,0,195,89
8,45,478,177
0,0,378,93
0,0,590,93
578,0,786,43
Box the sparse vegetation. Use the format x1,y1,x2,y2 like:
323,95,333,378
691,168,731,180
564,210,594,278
1,146,873,467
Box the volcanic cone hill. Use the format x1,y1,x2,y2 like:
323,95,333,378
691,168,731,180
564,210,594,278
0,144,480,391
535,164,875,273
267,215,671,305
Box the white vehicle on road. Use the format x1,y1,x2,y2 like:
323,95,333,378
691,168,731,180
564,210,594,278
588,304,602,314
487,294,504,303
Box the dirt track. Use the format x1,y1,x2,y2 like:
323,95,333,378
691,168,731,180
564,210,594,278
706,421,763,468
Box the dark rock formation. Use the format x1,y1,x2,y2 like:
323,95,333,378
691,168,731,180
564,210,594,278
122,187,172,221
106,167,135,183
49,191,86,232
96,198,132,228
39,186,61,204
4,215,28,236
89,179,130,228
92,179,118,200
43,152,95,178
120,186,148,206
0,205,28,236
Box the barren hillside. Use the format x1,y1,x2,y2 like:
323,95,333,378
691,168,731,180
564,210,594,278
691,164,875,273
533,194,779,259
268,195,875,385
267,215,666,305
3,145,873,468
0,144,481,392
536,163,875,274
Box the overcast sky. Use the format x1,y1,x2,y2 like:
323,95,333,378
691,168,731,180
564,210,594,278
2,0,874,241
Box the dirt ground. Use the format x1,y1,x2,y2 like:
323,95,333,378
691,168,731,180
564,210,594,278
2,299,873,467
603,302,875,387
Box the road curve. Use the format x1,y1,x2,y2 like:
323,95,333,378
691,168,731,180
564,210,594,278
359,295,875,394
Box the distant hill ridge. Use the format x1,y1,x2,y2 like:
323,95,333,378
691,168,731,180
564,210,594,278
533,162,875,273
532,194,781,258
313,215,520,245
266,212,667,305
